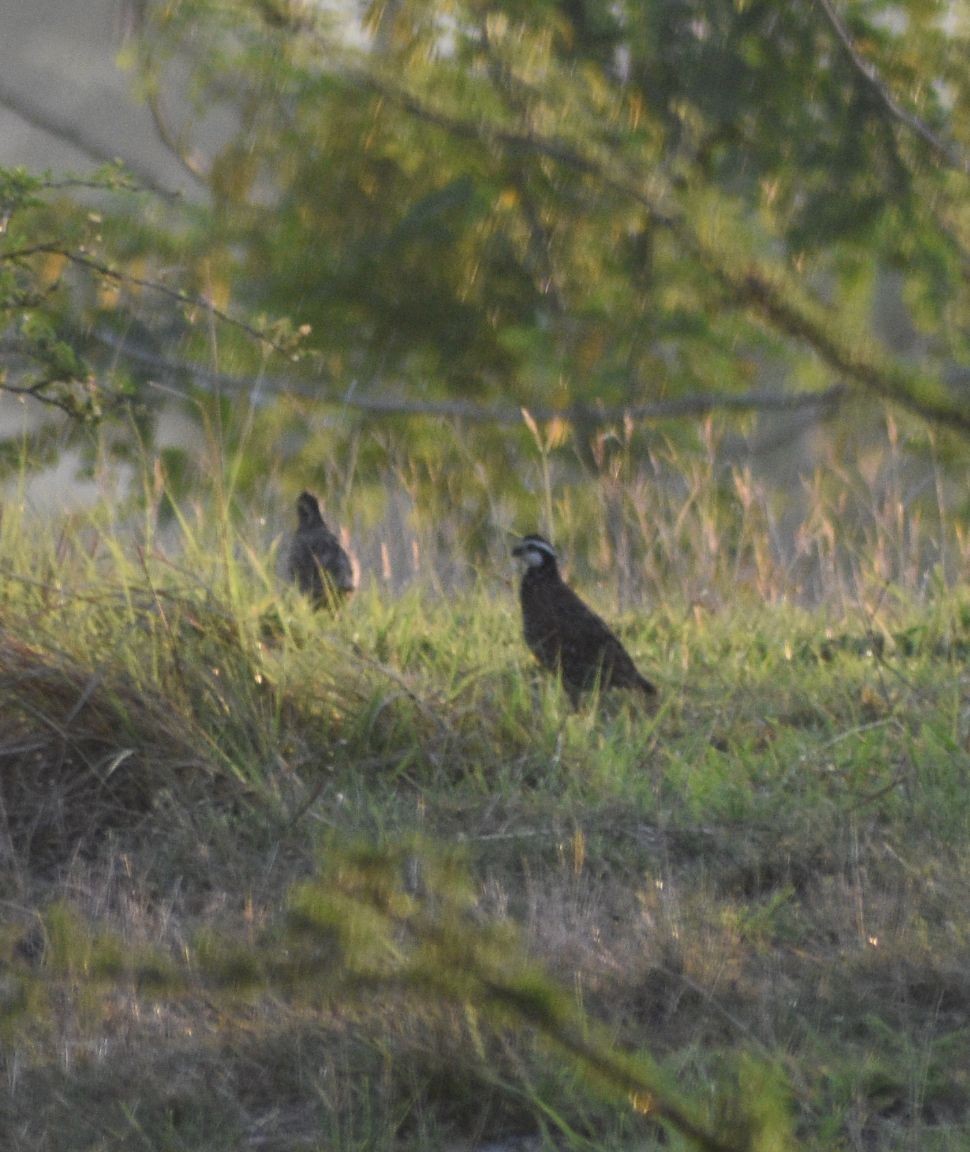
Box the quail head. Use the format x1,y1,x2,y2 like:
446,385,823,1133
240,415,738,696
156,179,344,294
512,533,657,707
287,491,355,609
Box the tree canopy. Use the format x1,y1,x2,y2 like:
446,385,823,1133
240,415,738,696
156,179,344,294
2,0,969,436
128,0,970,423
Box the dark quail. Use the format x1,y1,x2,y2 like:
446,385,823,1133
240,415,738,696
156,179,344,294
512,533,657,707
287,491,355,608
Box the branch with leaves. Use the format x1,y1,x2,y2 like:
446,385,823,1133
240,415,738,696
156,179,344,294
358,71,970,438
14,845,797,1152
0,160,304,419
813,0,970,177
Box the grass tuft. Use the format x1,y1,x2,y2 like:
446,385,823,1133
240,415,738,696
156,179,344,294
1,453,969,1151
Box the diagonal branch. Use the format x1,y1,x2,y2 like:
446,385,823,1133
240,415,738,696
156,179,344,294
145,87,210,183
357,72,970,438
4,243,299,359
0,79,182,199
813,0,969,176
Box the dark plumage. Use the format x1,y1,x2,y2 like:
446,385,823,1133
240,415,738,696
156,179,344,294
512,534,657,707
287,491,355,608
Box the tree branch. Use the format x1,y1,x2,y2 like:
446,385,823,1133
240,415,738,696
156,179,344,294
813,0,970,176
4,244,299,359
0,79,182,199
145,83,210,184
92,328,846,425
0,380,90,419
357,72,970,438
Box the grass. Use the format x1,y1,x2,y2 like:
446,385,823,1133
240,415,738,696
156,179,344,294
1,445,970,1151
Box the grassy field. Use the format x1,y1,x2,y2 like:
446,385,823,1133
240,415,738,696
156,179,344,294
1,462,969,1151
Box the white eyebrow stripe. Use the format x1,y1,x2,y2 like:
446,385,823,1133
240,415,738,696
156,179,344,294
526,538,556,557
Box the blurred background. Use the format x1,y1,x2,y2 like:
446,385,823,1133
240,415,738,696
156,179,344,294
1,0,968,601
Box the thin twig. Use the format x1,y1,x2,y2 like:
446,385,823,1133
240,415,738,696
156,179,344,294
814,0,969,176
93,328,846,425
5,245,297,359
0,79,184,199
146,86,210,183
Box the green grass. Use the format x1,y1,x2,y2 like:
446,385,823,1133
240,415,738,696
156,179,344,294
1,487,970,1152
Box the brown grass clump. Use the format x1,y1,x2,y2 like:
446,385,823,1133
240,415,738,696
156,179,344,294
0,627,212,870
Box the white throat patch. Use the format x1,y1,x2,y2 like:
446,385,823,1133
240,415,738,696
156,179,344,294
518,538,557,567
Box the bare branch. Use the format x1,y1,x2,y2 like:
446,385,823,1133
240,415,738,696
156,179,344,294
0,379,92,419
93,328,846,425
814,0,970,176
0,79,183,198
145,86,210,183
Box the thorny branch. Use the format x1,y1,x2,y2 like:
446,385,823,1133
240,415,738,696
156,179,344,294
2,243,299,359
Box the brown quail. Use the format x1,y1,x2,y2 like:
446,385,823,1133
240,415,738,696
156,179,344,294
287,491,355,609
512,533,657,707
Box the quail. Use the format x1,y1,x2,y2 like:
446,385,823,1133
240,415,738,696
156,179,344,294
512,533,657,707
287,491,355,608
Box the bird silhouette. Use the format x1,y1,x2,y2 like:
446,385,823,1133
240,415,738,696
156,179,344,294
512,533,657,706
286,491,355,609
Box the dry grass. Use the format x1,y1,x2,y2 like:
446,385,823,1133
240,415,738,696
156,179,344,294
1,419,969,1151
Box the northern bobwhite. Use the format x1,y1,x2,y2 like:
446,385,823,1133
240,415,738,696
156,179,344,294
512,533,657,706
287,491,355,609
